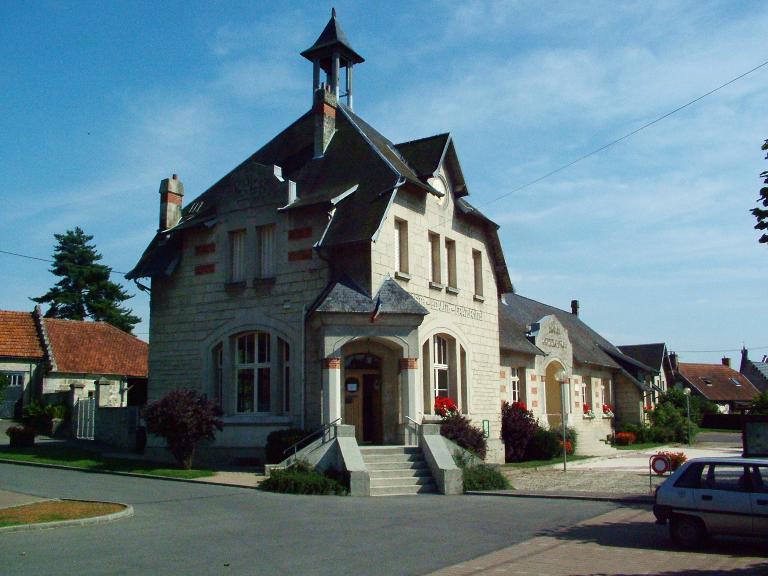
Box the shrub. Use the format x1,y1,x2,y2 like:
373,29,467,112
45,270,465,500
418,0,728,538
265,428,311,464
613,431,637,446
620,423,655,443
500,401,538,462
649,401,697,443
22,401,51,432
440,413,487,459
455,452,509,492
524,427,562,460
259,462,347,495
550,425,578,454
144,389,223,469
0,373,8,403
6,425,36,448
750,390,768,415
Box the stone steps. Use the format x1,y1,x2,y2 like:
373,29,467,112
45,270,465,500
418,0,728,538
360,445,437,496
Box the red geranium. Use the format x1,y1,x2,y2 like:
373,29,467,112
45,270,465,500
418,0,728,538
602,403,614,414
434,397,458,417
583,403,591,414
511,401,527,412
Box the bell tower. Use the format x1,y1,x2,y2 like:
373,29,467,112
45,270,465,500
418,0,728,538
301,8,364,110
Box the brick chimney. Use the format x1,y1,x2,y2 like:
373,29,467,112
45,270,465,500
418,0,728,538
314,87,337,158
159,174,184,231
669,352,678,372
721,356,731,368
571,299,579,316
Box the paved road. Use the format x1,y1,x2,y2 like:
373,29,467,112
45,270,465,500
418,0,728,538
0,463,615,576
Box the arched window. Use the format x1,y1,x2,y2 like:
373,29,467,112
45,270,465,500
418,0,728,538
423,334,468,415
228,332,290,415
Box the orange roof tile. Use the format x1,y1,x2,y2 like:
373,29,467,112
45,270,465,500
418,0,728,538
678,362,760,402
0,311,44,359
44,318,147,377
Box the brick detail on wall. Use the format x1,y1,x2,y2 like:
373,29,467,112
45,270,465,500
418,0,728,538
194,243,216,256
531,387,538,395
530,374,537,381
288,227,312,240
499,370,505,379
322,357,341,369
194,263,215,276
288,249,312,262
531,400,539,408
398,358,418,371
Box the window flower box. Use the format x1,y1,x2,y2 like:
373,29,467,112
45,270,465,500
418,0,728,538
582,403,595,419
602,403,614,418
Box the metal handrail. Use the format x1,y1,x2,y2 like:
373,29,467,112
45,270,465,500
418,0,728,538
282,417,342,462
405,415,422,446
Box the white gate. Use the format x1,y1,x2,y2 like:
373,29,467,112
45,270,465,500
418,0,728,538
74,398,96,440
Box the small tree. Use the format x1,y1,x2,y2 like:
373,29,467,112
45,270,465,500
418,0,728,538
749,390,768,415
752,139,768,246
144,389,223,469
32,227,141,333
500,401,537,462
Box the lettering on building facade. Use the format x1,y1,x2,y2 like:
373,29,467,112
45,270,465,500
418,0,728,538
411,293,484,321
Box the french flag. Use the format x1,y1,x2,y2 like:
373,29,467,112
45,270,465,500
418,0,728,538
370,296,382,323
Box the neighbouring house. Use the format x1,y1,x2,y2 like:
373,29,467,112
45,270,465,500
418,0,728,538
740,347,768,394
0,307,148,419
618,342,671,404
670,353,760,413
0,311,46,418
125,11,650,475
499,295,655,455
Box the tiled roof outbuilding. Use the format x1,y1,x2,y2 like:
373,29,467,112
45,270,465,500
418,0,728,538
0,311,44,359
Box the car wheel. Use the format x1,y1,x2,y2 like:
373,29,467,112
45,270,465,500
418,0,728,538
670,515,706,548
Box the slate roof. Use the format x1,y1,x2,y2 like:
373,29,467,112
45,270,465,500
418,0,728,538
618,343,666,371
127,99,514,294
311,277,427,317
499,294,651,389
44,319,148,377
677,362,760,403
300,11,364,66
394,134,451,179
0,311,44,359
497,300,543,356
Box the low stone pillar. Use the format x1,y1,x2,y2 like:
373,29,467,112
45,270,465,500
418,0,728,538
399,358,419,445
322,357,342,425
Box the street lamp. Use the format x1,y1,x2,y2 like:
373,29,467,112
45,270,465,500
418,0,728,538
683,387,692,445
556,368,568,472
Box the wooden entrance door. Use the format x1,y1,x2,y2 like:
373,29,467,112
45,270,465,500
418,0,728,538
343,369,383,444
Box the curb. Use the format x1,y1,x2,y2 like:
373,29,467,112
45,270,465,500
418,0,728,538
0,458,258,490
0,500,134,534
465,490,654,505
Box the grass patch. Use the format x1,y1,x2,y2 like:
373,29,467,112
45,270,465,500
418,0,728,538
0,500,125,528
614,442,668,451
503,454,595,468
0,445,214,479
699,427,741,434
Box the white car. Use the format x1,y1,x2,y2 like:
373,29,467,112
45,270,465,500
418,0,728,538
654,457,768,547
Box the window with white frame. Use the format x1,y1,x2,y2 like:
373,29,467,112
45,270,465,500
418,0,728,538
235,332,271,413
394,218,408,274
229,229,246,282
255,224,275,278
429,232,441,285
1,373,23,387
434,335,449,398
472,249,483,297
510,367,521,403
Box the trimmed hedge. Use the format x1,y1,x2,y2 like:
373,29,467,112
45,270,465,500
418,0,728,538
259,462,348,495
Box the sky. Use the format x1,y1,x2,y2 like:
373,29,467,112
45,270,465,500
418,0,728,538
1,1,766,366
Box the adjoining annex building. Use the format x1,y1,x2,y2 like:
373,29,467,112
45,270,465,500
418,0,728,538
128,12,654,487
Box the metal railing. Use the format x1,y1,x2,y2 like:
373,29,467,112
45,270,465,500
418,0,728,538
282,417,342,464
405,415,422,446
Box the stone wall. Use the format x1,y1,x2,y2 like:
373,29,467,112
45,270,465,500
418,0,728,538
371,177,505,462
95,406,140,449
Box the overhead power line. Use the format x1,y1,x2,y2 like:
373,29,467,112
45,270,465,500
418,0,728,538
0,248,130,276
481,57,768,208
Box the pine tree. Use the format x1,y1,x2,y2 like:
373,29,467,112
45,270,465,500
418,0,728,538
753,139,768,245
32,227,141,333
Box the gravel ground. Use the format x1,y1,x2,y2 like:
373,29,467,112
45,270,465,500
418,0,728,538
503,467,664,495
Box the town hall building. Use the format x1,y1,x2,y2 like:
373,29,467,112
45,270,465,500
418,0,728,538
127,11,653,481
